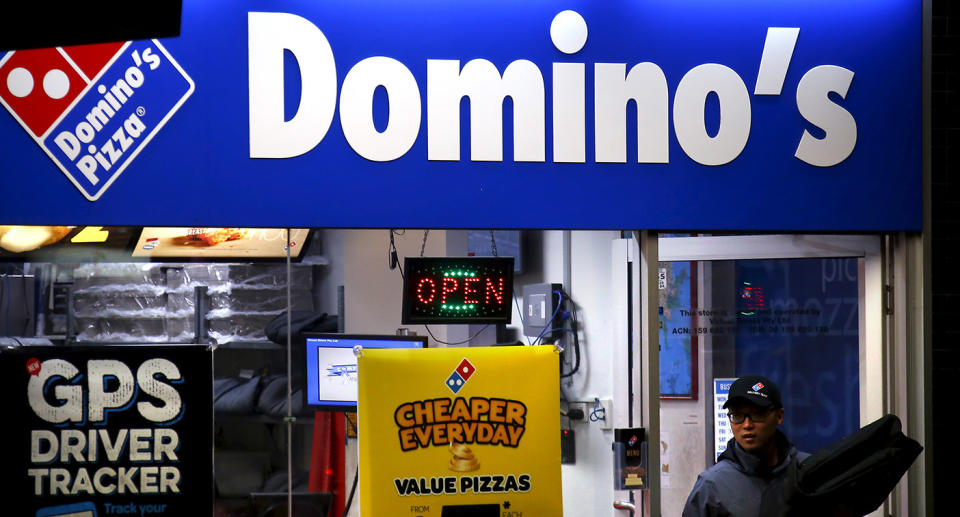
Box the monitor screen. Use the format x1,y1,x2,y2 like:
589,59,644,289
303,334,427,409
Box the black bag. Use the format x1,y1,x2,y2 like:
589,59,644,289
261,468,310,493
760,414,923,516
265,311,338,346
255,374,306,416
213,375,263,415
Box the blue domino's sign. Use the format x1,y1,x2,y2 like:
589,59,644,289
0,0,921,230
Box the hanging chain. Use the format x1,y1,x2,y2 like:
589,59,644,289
489,230,498,257
388,230,397,269
420,229,430,257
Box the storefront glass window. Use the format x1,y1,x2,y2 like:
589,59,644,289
659,255,862,516
0,226,325,516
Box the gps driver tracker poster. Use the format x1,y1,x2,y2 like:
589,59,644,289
0,346,212,517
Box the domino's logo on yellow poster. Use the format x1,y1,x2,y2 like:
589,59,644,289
359,346,562,517
445,358,476,394
0,40,193,200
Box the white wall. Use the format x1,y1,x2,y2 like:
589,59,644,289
659,370,707,514
313,229,345,315
343,229,452,341
517,230,637,516
556,231,627,516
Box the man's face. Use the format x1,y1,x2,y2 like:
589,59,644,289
727,402,784,455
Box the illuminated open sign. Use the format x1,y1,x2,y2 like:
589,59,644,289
402,257,514,324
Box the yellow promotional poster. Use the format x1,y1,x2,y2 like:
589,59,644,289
358,345,562,517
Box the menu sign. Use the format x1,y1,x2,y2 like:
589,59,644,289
714,378,736,461
132,227,309,258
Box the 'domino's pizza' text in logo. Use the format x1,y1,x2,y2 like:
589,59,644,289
0,40,194,200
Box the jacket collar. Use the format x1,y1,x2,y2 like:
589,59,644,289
718,429,795,477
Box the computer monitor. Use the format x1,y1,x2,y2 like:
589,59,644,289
303,333,427,410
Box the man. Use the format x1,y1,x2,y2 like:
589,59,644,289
682,375,808,517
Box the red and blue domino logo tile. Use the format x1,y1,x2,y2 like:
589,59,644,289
445,358,477,394
0,39,193,200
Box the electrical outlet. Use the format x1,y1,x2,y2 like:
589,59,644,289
575,398,613,429
567,402,590,423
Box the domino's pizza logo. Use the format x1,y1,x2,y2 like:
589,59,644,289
752,382,765,391
0,40,194,200
445,358,476,394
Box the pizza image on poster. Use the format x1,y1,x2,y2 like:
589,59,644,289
358,346,563,517
0,345,213,516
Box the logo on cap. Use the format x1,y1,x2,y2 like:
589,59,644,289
752,382,765,391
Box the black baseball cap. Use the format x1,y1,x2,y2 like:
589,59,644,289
722,375,782,409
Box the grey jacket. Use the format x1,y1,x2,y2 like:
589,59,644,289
682,431,809,517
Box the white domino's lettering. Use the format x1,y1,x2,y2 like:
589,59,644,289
52,48,162,185
249,12,857,167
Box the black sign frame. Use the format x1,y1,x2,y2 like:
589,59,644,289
0,344,213,516
401,257,514,325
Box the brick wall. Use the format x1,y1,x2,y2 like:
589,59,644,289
931,0,957,513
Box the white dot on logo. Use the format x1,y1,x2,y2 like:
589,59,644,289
462,367,469,374
43,69,70,100
6,67,34,98
550,10,588,54
456,379,463,386
448,379,456,386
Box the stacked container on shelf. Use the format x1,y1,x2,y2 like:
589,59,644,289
72,262,314,344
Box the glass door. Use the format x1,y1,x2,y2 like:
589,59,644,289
654,234,884,517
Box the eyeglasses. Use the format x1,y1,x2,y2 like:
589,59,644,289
727,407,774,424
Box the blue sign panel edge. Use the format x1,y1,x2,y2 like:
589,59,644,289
0,1,922,231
